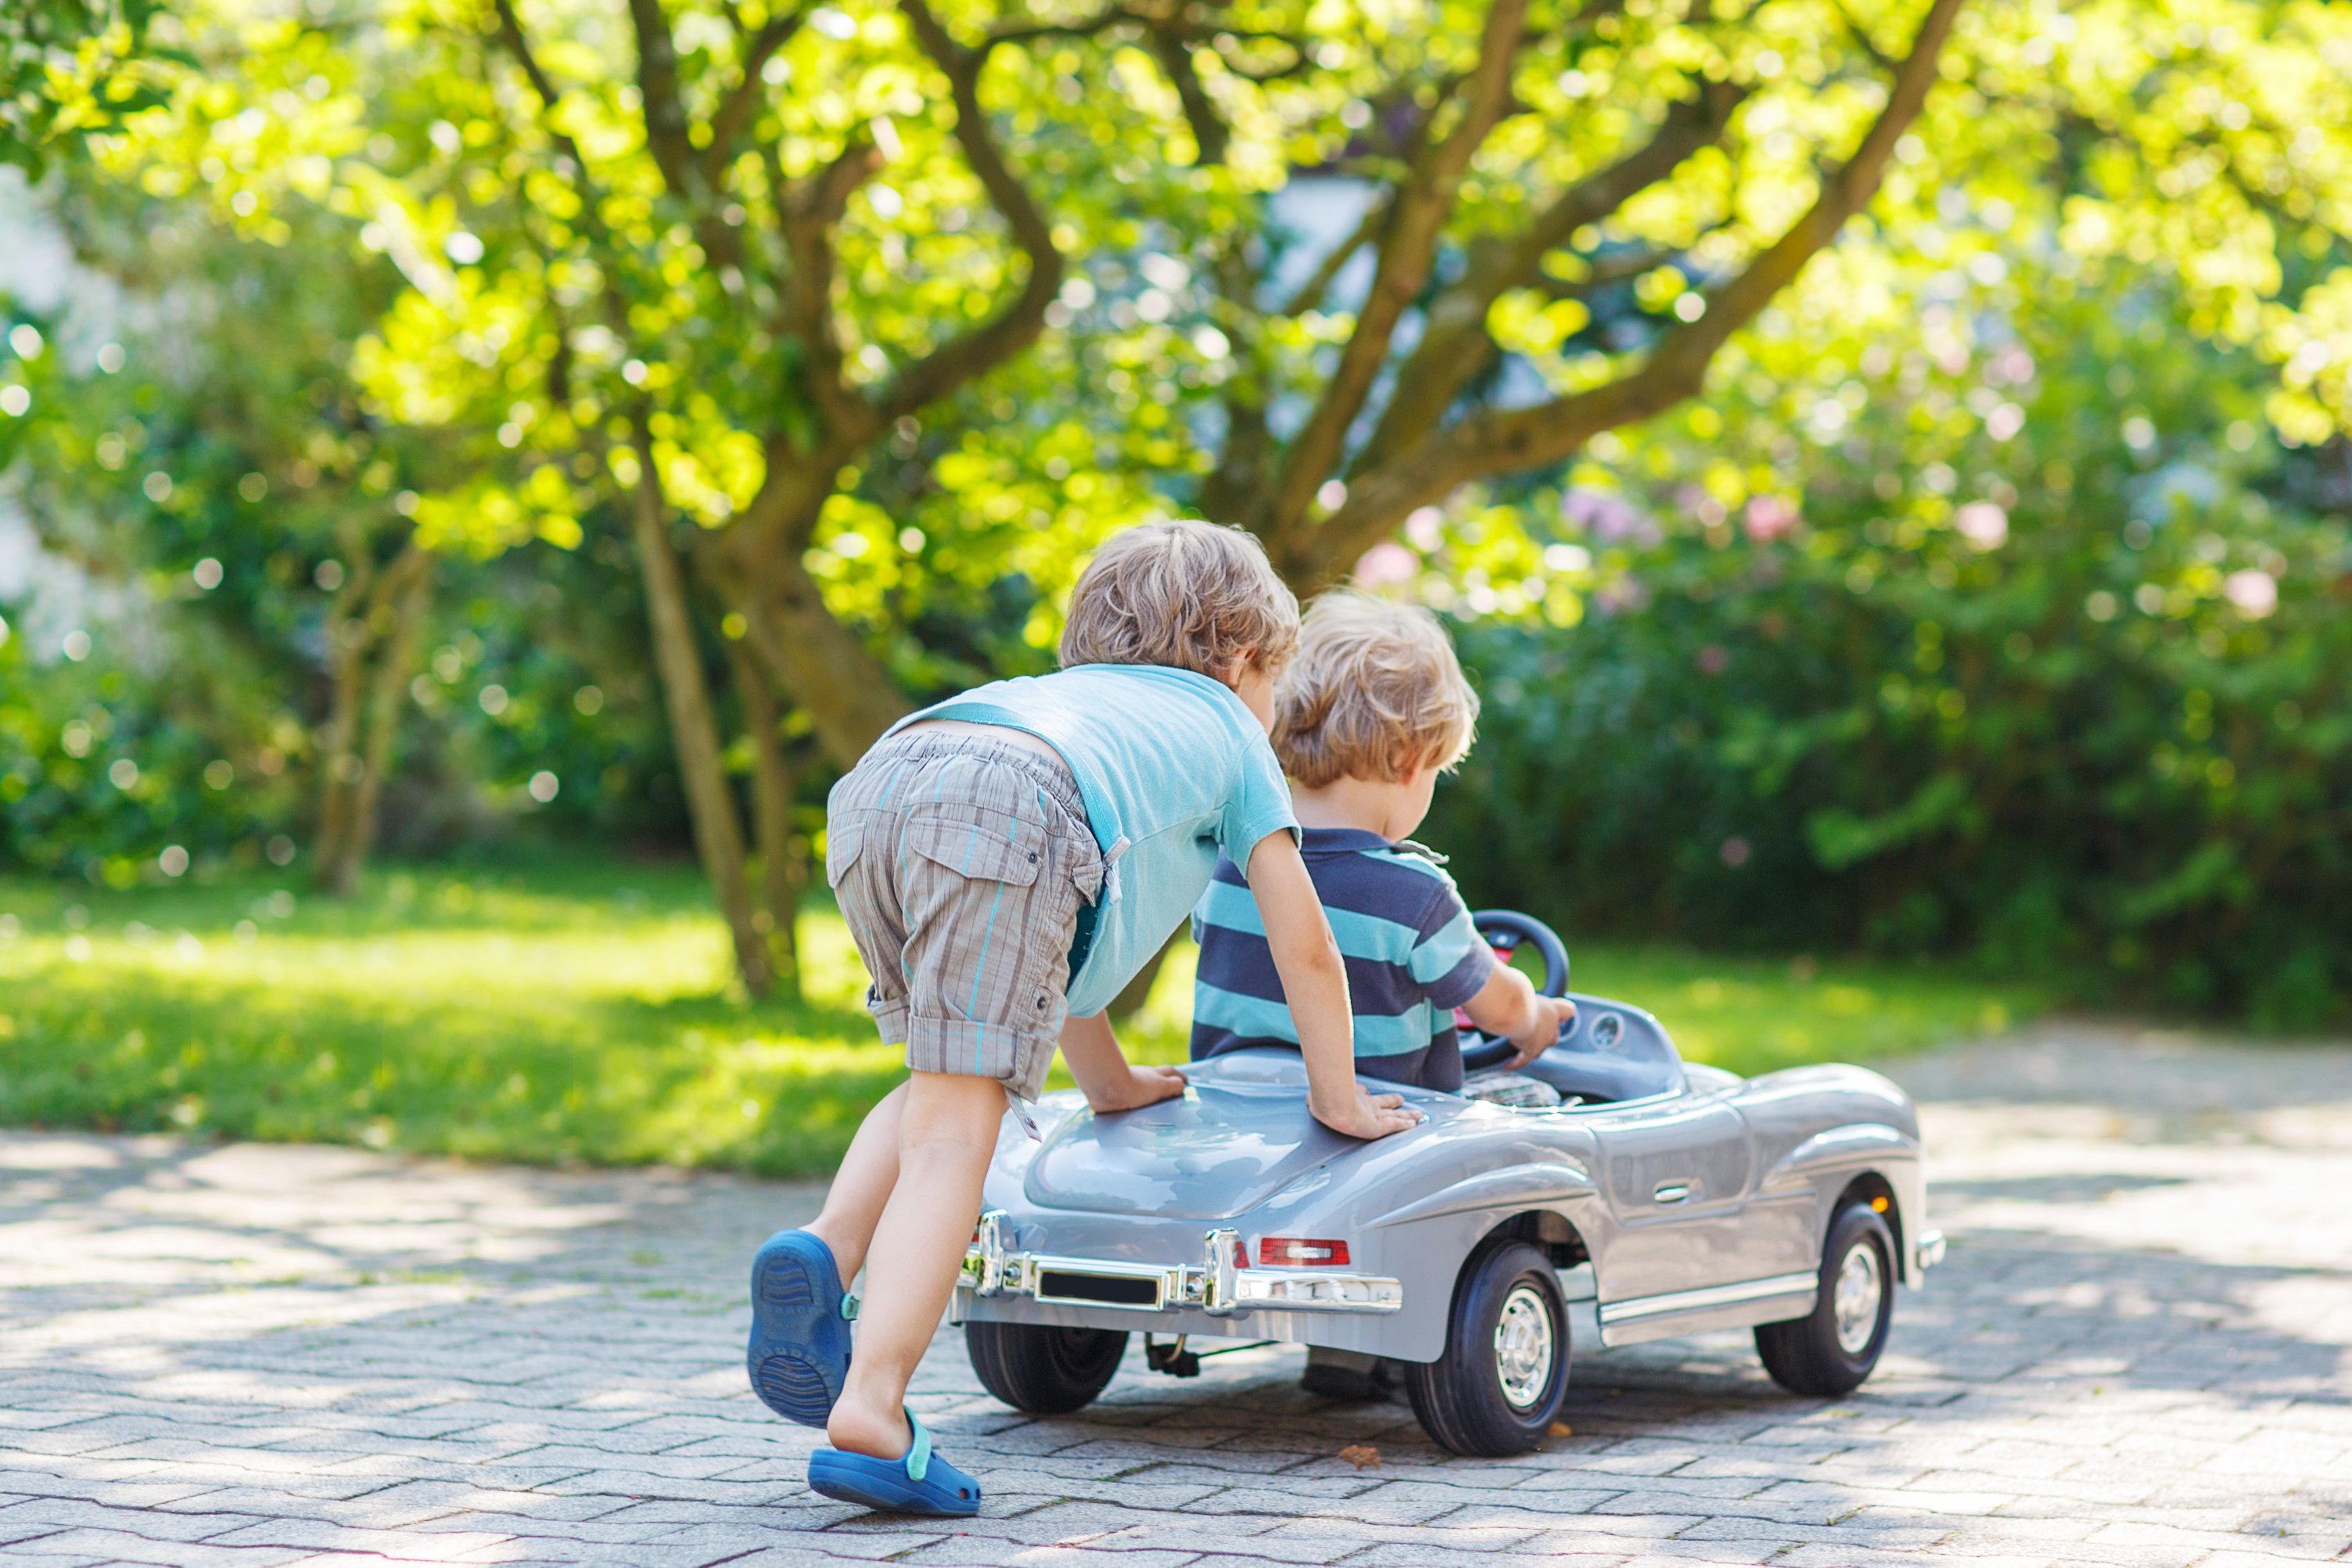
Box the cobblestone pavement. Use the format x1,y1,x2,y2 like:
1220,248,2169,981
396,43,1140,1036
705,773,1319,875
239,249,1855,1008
3,1023,2349,1568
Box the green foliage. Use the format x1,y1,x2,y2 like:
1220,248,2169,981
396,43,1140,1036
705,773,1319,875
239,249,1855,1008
0,859,2034,1168
0,0,179,174
0,172,709,878
1427,259,2352,1027
0,278,315,878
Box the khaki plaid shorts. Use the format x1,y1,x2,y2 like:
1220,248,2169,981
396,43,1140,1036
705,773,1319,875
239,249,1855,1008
825,730,1104,1100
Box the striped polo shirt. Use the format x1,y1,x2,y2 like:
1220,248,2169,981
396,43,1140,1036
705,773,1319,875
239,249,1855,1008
1189,827,1493,1091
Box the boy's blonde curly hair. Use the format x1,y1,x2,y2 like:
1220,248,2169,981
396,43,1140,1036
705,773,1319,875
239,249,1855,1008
1060,519,1301,678
1273,592,1479,787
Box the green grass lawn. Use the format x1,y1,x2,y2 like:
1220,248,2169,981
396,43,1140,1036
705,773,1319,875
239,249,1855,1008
0,859,2040,1178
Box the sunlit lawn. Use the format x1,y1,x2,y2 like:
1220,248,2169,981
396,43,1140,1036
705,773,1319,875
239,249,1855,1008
0,859,2041,1177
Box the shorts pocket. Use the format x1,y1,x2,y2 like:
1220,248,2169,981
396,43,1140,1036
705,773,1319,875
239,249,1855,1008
905,807,1044,887
824,820,864,888
1063,831,1104,903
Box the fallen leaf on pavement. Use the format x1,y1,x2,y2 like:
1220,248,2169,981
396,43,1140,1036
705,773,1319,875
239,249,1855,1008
1338,1444,1381,1469
1547,1421,1573,1437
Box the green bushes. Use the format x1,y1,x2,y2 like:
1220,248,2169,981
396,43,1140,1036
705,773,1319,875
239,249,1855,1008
1428,282,2352,1026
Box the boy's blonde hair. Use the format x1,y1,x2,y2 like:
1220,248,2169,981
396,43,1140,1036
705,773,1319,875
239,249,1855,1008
1273,593,1479,787
1060,519,1301,678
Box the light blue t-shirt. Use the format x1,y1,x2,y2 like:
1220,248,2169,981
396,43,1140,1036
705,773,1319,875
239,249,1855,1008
892,664,1298,1017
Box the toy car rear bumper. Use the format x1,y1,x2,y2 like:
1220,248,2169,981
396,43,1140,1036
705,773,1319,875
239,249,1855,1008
960,1209,1401,1318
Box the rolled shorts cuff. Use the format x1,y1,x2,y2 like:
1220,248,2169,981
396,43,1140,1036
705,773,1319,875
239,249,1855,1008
905,1015,1061,1103
867,999,912,1055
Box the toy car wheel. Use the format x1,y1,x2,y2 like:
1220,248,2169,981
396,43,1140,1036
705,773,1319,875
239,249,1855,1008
1755,1202,1896,1397
1403,1240,1569,1456
965,1322,1128,1415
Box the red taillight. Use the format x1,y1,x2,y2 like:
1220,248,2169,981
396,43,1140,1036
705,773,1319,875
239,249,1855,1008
1257,1237,1350,1267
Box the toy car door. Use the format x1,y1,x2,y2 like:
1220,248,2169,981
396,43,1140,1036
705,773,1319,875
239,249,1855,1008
1584,1083,1760,1315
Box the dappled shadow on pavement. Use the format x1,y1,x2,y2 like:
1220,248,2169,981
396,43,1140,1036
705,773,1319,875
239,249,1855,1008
2,1021,2350,1566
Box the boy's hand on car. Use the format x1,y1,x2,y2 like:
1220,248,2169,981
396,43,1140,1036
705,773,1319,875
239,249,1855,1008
1505,997,1579,1070
1084,1062,1188,1114
1312,1084,1424,1140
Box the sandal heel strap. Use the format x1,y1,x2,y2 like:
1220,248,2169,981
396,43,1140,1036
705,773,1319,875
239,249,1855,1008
904,1411,932,1483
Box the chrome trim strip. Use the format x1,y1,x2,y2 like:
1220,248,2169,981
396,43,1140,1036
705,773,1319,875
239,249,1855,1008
1231,1269,1402,1314
1914,1229,1946,1272
1599,1270,1819,1325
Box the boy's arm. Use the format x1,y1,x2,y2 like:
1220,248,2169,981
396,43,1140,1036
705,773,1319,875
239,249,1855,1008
1460,961,1578,1070
1244,830,1422,1139
1060,1011,1187,1112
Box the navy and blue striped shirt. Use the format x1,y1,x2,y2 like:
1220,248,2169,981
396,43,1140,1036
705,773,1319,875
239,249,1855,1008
1189,827,1492,1092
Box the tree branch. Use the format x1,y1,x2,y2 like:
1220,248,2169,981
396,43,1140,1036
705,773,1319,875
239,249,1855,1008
1260,0,1531,540
1147,21,1229,167
982,2,1132,51
1291,0,1970,585
881,0,1066,425
490,0,622,250
700,5,809,189
1280,191,1391,316
1356,76,1746,461
489,0,566,125
626,0,698,198
759,131,882,483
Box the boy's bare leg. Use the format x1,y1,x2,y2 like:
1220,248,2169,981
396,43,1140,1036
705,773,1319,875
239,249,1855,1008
826,1070,1005,1459
803,1081,905,1286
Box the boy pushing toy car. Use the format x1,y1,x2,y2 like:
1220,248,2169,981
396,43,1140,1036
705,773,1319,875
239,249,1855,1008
744,522,1420,1516
1190,591,1578,1398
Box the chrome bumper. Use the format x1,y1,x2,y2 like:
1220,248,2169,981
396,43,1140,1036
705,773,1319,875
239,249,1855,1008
1914,1229,1946,1272
960,1211,1401,1317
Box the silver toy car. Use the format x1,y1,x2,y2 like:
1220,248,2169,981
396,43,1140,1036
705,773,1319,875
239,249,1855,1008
954,912,1944,1455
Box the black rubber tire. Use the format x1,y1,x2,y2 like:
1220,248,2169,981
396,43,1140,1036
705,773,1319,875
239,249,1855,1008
1755,1203,1897,1397
964,1321,1128,1414
1404,1240,1570,1456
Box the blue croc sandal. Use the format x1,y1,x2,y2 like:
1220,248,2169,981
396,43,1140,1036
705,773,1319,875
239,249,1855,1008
807,1411,981,1517
747,1229,855,1426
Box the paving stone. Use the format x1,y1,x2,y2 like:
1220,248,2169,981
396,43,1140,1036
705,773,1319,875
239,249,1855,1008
4,1022,2349,1568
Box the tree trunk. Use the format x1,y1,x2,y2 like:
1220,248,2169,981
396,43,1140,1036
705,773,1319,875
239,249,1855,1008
729,639,805,1001
627,427,774,997
338,550,432,894
312,540,374,893
732,534,911,770
312,540,433,893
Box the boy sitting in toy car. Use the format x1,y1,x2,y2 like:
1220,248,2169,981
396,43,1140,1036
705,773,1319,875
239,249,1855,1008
1190,592,1578,1397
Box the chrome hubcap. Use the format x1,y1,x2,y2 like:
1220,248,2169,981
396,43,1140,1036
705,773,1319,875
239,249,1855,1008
1833,1241,1884,1356
1493,1283,1556,1408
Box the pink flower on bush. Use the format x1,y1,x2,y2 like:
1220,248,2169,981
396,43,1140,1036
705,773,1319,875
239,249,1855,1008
1564,488,1659,546
1354,541,1418,588
1953,501,2009,551
1593,578,1651,615
1743,495,1797,543
2224,569,2278,619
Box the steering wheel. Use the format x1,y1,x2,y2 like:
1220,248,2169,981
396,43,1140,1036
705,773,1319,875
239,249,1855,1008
1458,910,1570,1074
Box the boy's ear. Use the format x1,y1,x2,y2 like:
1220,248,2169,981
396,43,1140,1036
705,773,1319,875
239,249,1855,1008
1214,647,1260,688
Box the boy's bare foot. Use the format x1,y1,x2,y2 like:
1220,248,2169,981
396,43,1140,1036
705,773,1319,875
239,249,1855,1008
826,1390,913,1461
1311,1085,1422,1140
1084,1063,1187,1113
